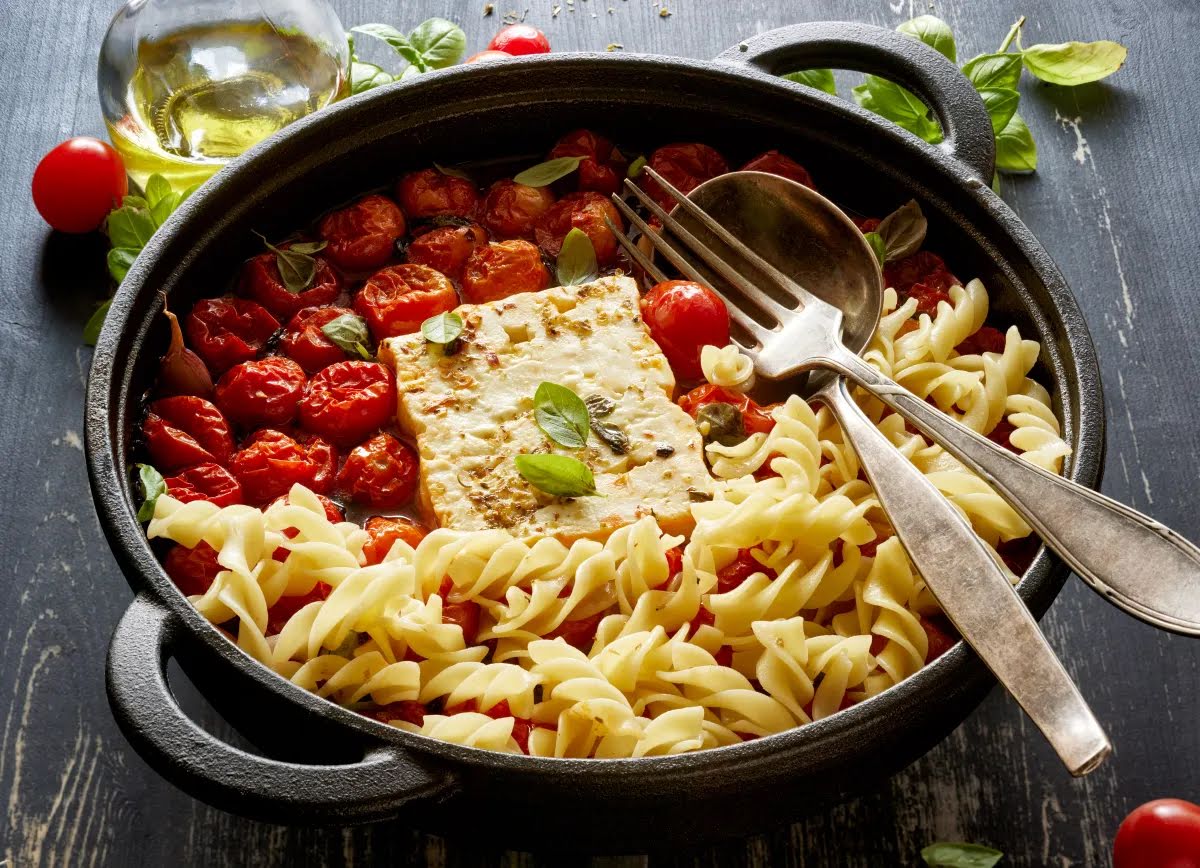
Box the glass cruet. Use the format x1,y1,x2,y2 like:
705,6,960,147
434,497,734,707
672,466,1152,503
98,0,349,189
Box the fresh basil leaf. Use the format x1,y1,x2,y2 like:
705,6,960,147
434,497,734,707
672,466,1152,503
82,299,112,346
178,182,202,203
875,199,927,261
321,313,373,359
534,381,590,449
962,52,1023,90
697,402,747,447
150,191,182,228
782,68,837,94
863,231,886,267
514,453,598,497
256,236,326,293
977,87,1020,135
352,23,425,70
435,162,472,180
626,155,647,178
921,842,1004,868
107,205,157,249
107,247,139,283
408,18,467,69
121,195,149,210
398,63,423,81
995,112,1037,173
135,463,167,523
288,241,328,255
144,174,172,207
556,228,598,287
852,78,942,143
351,60,394,93
421,311,464,345
513,156,583,187
1021,40,1127,86
897,15,956,62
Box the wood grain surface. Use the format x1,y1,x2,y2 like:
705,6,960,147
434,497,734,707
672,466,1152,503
2,0,1198,865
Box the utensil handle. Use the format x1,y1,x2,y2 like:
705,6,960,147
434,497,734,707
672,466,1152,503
820,379,1110,775
106,594,456,823
716,21,995,183
831,347,1200,636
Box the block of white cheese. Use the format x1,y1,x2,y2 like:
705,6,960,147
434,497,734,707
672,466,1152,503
380,275,711,542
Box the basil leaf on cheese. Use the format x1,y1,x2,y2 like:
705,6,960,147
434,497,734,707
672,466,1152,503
515,454,598,497
534,381,590,449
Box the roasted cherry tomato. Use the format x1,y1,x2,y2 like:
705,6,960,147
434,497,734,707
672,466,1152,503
884,251,960,316
32,137,128,233
547,611,605,651
534,191,624,266
405,223,488,281
461,239,550,303
354,263,458,339
643,143,729,210
279,306,358,373
651,546,685,591
480,179,556,239
464,50,513,64
318,194,406,272
184,297,280,375
640,280,731,381
230,428,337,504
548,129,627,195
740,150,815,189
715,549,776,594
920,615,958,661
955,325,1006,356
363,515,429,565
142,396,235,470
163,541,222,597
367,700,427,726
436,577,481,645
337,433,420,508
487,24,550,55
164,462,243,507
239,246,342,321
396,168,480,220
214,356,307,429
678,384,776,435
267,582,332,635
298,360,396,447
1113,799,1200,868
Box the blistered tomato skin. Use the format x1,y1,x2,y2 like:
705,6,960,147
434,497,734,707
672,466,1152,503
354,264,458,339
318,194,406,272
678,384,775,435
280,306,356,373
487,24,550,55
184,298,280,375
640,280,731,381
396,168,480,220
534,191,624,266
164,462,243,507
480,179,556,239
239,248,342,321
163,541,223,597
644,143,729,209
363,516,429,565
405,224,488,281
230,429,337,504
299,361,397,448
461,240,551,303
32,137,128,233
740,150,815,189
143,396,235,470
214,356,307,429
1113,799,1200,868
548,129,627,195
337,433,420,508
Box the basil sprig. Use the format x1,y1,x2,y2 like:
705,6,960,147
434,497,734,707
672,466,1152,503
534,382,590,448
513,156,583,187
135,463,167,523
556,228,599,287
349,17,466,92
921,842,1003,868
515,454,598,498
421,311,464,345
322,313,374,360
256,235,327,293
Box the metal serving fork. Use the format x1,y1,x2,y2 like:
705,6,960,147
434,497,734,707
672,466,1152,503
606,167,1111,774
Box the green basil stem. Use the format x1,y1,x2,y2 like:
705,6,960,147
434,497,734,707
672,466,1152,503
998,16,1026,53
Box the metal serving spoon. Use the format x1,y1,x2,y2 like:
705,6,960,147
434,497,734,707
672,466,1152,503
607,169,1111,775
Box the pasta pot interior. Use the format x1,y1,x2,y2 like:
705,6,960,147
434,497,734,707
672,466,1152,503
88,30,1104,850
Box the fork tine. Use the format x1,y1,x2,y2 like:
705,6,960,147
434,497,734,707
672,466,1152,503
608,195,770,346
640,166,821,307
603,215,667,284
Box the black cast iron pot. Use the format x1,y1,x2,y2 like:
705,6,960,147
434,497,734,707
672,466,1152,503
86,22,1105,851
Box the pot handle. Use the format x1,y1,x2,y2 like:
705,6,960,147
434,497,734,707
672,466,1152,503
717,21,996,184
106,594,456,823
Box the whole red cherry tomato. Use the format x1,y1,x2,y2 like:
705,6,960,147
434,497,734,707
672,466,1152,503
534,191,624,266
640,280,731,381
406,224,488,281
677,384,775,436
643,143,729,210
716,549,776,594
354,263,458,338
164,462,243,507
1114,799,1200,868
740,150,815,189
461,239,550,303
363,515,429,565
184,297,280,375
142,396,235,470
230,428,337,504
480,179,556,239
299,360,396,447
239,245,342,321
395,168,480,220
163,541,223,596
267,582,332,635
465,50,512,64
437,577,481,645
337,433,419,508
318,194,406,272
548,129,628,195
32,137,128,233
279,306,358,373
487,24,550,55
214,356,307,429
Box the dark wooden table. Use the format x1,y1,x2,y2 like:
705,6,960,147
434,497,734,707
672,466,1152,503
4,0,1199,864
